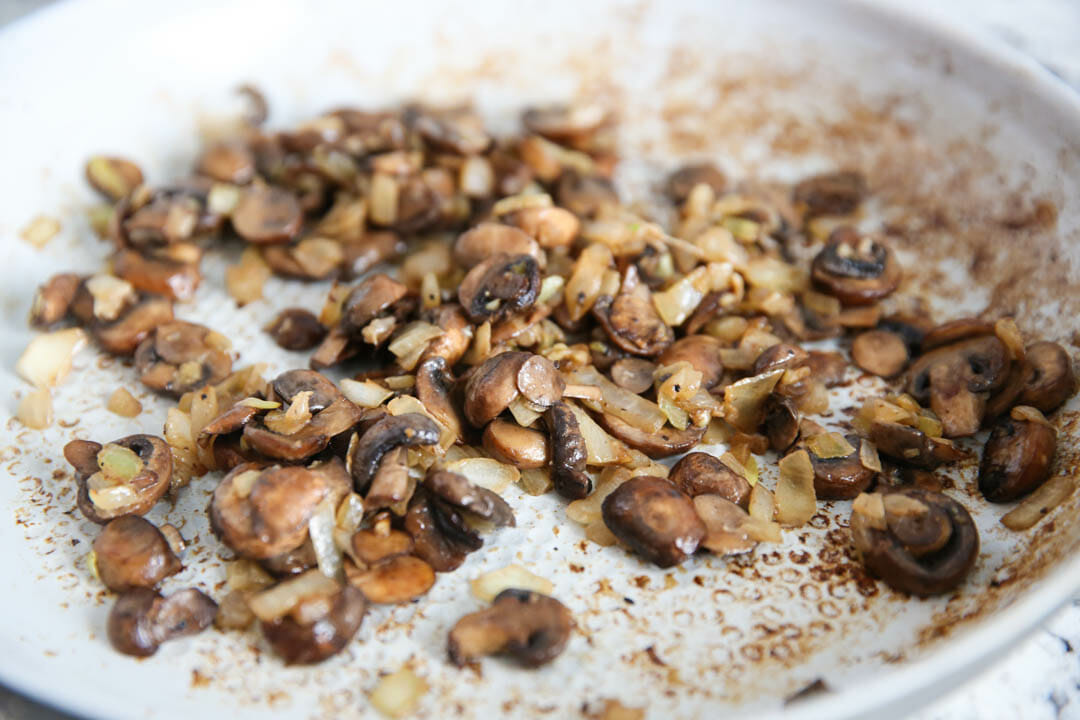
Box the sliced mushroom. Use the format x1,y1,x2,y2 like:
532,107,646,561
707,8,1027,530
523,103,607,143
1019,342,1076,412
266,308,327,351
231,185,303,244
907,335,1010,437
30,272,81,327
593,267,673,357
978,416,1057,502
111,249,201,301
516,355,565,408
610,357,657,394
447,589,573,667
112,183,221,250
243,379,363,462
108,587,217,657
351,529,414,566
463,351,530,427
345,555,436,604
340,273,409,334
851,488,979,596
792,170,866,218
197,142,256,184
86,156,144,201
134,321,232,397
426,470,515,527
659,335,724,389
271,369,341,412
454,223,542,270
693,494,757,556
261,585,367,665
752,343,809,376
348,413,441,491
415,356,464,443
544,402,592,499
364,446,414,510
418,304,472,367
261,539,318,577
868,421,970,469
93,515,182,592
806,433,876,500
482,419,550,469
811,227,900,306
92,296,175,356
852,329,909,378
556,171,618,218
68,435,173,524
458,253,540,323
666,162,728,203
210,462,350,559
763,394,800,451
414,111,492,155
403,493,468,572
919,318,995,351
601,476,705,568
669,452,751,508
596,413,705,459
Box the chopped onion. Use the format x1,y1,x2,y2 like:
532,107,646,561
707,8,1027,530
743,256,808,293
20,215,61,248
16,327,87,388
564,243,614,321
226,559,274,592
1001,474,1075,531
995,317,1025,361
859,440,882,472
462,320,492,365
17,389,53,429
568,366,666,433
369,668,428,719
694,494,756,556
231,469,260,498
742,516,782,543
340,378,393,408
444,457,518,494
86,274,137,321
369,173,399,226
388,321,443,368
852,493,886,530
362,316,398,346
652,266,710,326
567,467,630,525
775,450,817,527
460,155,495,198
806,432,856,459
471,564,553,603
720,452,756,486
247,569,339,623
537,274,566,305
585,520,618,546
420,272,440,309
237,397,281,410
518,467,553,496
566,402,631,465
508,395,543,427
97,444,142,483
107,387,143,417
264,391,313,435
383,375,415,390
164,408,195,452
309,498,343,580
318,281,351,327
225,247,271,306
1011,405,1053,427
492,191,553,216
747,483,775,522
723,369,783,433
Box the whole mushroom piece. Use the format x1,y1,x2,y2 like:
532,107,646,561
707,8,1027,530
978,414,1057,503
668,452,751,508
906,335,1010,437
850,488,979,596
261,585,367,665
457,252,540,323
107,587,217,657
601,476,705,568
806,434,877,500
134,320,233,397
1019,342,1076,412
65,434,173,524
93,515,182,592
811,227,900,306
447,589,573,668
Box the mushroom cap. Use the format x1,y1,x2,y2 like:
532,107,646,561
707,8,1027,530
271,369,341,412
810,227,900,306
112,248,201,301
666,162,728,203
596,412,705,459
851,488,979,596
978,416,1057,503
134,320,232,397
454,223,542,270
659,335,724,389
852,329,909,378
347,413,441,491
93,515,182,593
482,419,550,469
266,308,327,351
457,252,540,323
807,434,876,500
868,421,970,469
74,434,173,524
107,587,217,657
544,402,591,499
346,555,436,604
463,351,531,427
340,273,409,334
93,296,175,356
762,394,800,452
447,588,573,668
601,476,705,568
262,585,367,665
403,494,469,573
668,452,751,508
1019,341,1076,412
907,335,1010,437
792,171,867,218
231,185,303,244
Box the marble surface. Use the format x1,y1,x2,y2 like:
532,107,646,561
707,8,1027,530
1,1,1078,719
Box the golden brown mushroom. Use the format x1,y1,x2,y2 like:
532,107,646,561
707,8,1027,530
458,253,540,324
907,335,1010,437
134,321,232,397
66,435,173,524
601,476,705,568
447,589,572,667
108,587,217,657
93,515,182,593
261,585,367,665
811,227,900,306
1019,342,1076,412
978,415,1057,502
668,452,751,508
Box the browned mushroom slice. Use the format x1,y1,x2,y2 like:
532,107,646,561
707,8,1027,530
907,335,1010,437
516,355,565,408
93,296,175,356
1019,342,1076,412
113,184,221,250
601,476,705,568
556,171,618,218
596,413,705,459
261,585,367,665
463,351,531,427
792,170,867,218
134,321,232,397
197,142,256,184
347,413,441,491
111,249,201,301
752,343,810,376
86,155,144,201
403,494,468,572
593,267,673,357
108,587,217,657
666,162,728,203
851,488,979,596
261,238,345,281
309,326,357,370
763,394,800,452
351,529,414,566
458,253,540,323
30,273,82,327
919,318,996,351
811,227,900,306
852,329,909,378
447,589,573,668
415,356,464,444
231,185,302,244
210,462,349,559
414,111,492,155
340,230,404,280
261,539,318,577
243,392,362,463
271,369,342,412
266,308,327,351
426,470,515,527
482,419,550,469
659,335,724,389
69,435,173,524
544,402,592,499
522,104,607,143
345,555,436,604
93,515,182,593
978,416,1057,503
609,357,656,394
339,273,409,334
668,452,751,508
454,223,542,270
364,447,414,510
868,421,969,468
418,304,472,367
806,433,876,500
